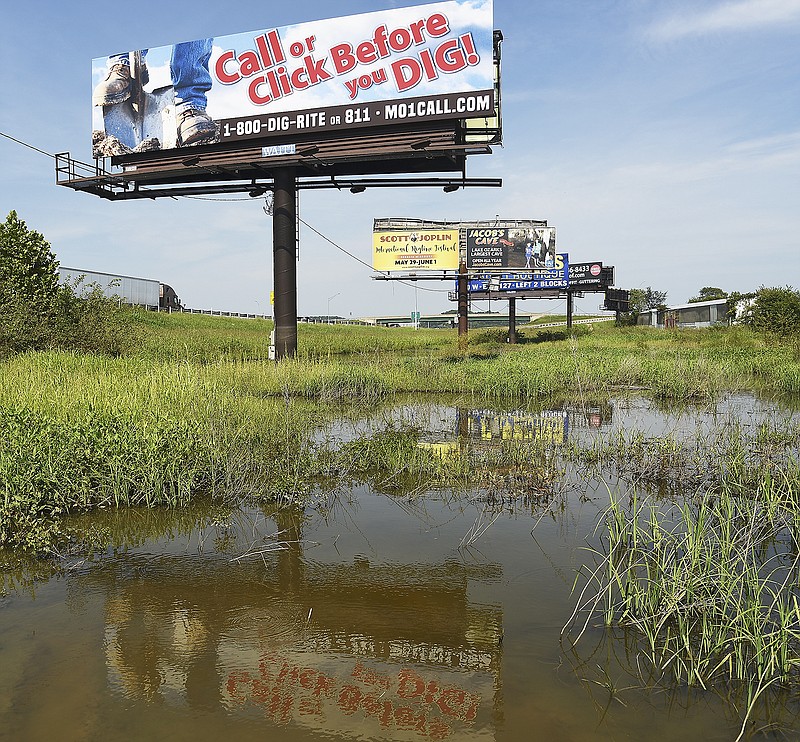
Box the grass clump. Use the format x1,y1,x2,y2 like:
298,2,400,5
564,428,800,739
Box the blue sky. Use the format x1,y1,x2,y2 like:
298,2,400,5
1,0,798,318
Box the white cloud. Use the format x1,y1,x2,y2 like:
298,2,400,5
647,0,800,42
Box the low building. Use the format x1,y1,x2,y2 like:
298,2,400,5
637,299,729,329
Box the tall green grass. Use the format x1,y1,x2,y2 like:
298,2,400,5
0,352,336,551
2,314,800,552
563,417,800,739
128,312,800,397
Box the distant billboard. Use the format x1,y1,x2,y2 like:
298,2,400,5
568,261,603,286
373,229,460,271
465,226,556,270
92,0,495,154
466,254,569,293
604,288,630,312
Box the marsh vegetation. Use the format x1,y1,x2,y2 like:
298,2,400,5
2,312,800,739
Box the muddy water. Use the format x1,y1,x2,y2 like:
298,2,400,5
1,395,799,741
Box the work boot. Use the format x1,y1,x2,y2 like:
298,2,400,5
93,63,133,106
177,108,219,146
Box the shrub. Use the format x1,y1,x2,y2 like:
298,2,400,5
0,212,138,356
740,286,800,337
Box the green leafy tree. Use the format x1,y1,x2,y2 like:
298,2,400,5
629,286,668,313
0,211,137,356
688,286,727,303
0,211,60,307
738,286,800,336
619,286,668,325
0,211,63,351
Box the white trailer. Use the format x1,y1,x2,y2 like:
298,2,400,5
58,267,161,308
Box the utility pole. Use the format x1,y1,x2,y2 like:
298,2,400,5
457,260,468,348
272,168,298,359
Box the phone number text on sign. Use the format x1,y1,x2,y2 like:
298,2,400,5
219,91,493,142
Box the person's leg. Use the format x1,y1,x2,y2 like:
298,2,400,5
93,54,131,106
93,51,149,106
171,39,217,146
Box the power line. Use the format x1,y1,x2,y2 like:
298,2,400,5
1,129,452,296
0,131,55,159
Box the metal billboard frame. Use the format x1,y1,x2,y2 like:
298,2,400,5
57,25,504,359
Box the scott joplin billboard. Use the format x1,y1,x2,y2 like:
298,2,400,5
373,230,460,272
92,0,495,153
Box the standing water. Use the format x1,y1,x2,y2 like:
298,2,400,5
2,394,799,741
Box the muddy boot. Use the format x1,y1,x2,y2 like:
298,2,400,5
177,109,219,146
93,63,133,106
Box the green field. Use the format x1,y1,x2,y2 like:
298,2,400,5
2,311,799,553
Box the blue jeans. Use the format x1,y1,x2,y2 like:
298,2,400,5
110,39,213,112
170,39,213,112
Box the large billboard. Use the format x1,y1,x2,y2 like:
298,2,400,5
465,226,556,270
373,229,460,271
92,0,495,154
466,254,569,293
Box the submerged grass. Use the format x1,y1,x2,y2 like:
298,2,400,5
563,417,800,739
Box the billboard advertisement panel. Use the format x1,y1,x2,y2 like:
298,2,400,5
373,229,460,271
466,253,569,293
568,261,603,286
92,0,495,154
465,226,556,270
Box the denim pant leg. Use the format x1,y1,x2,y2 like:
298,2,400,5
171,39,213,112
108,50,148,65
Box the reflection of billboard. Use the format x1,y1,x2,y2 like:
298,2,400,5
373,230,460,272
86,537,504,741
91,0,495,154
466,226,556,270
464,409,568,443
223,650,495,739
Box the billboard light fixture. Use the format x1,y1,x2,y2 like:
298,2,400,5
182,156,201,166
443,183,460,193
297,145,320,157
248,185,267,197
349,185,366,194
410,138,432,150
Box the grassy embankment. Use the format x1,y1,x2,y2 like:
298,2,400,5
1,311,799,553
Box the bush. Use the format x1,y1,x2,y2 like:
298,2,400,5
740,286,800,337
0,212,138,357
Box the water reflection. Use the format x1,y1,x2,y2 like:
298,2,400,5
5,394,799,740
66,506,504,740
457,403,614,444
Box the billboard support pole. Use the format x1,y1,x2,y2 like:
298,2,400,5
457,261,468,349
566,291,573,330
508,298,517,344
273,167,298,360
